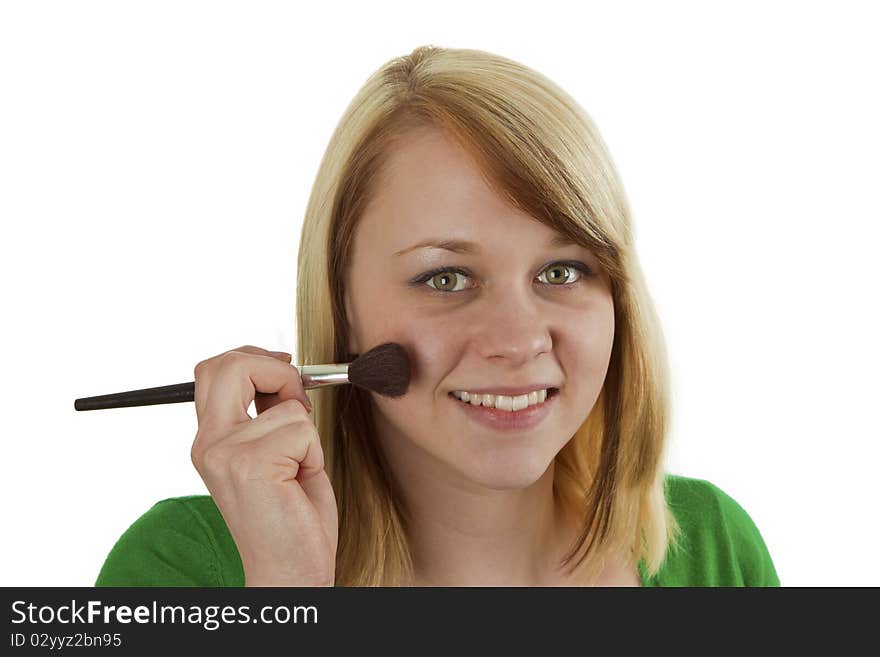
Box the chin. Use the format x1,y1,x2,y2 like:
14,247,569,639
459,451,555,491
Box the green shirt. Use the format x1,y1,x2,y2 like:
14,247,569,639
94,474,780,587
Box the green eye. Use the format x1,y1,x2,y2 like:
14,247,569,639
413,261,594,295
540,264,578,285
427,270,469,292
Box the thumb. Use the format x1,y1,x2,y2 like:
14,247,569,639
253,351,312,415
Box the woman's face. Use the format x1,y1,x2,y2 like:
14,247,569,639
344,126,615,492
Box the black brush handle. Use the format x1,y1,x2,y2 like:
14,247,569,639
74,364,351,411
73,381,288,411
75,382,185,410
73,382,279,411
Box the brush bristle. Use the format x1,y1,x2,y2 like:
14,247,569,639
347,342,411,398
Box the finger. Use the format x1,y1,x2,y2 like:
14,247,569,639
254,357,307,417
238,349,297,415
232,345,292,361
200,351,308,437
241,398,311,439
194,346,291,421
245,420,325,484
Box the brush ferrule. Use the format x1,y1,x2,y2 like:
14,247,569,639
297,364,350,389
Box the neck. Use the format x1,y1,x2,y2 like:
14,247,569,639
378,433,582,586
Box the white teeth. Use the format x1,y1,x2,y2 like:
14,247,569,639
451,388,552,411
495,395,513,411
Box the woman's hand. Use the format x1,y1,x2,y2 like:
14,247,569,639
190,345,338,586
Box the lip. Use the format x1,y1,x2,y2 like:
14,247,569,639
448,389,558,432
449,384,558,396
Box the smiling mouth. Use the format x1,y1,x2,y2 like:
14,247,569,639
447,387,560,411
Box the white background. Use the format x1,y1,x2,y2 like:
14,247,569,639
1,0,877,587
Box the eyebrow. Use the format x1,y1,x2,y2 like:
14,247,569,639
394,233,578,257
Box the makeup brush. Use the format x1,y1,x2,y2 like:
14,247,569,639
74,342,410,411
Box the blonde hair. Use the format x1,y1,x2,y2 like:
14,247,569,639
296,45,682,585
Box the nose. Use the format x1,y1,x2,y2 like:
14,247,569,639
470,283,552,365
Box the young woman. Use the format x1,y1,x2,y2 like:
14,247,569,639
96,45,779,587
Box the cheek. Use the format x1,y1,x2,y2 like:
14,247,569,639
348,292,457,396
563,304,615,391
580,305,614,363
346,279,413,349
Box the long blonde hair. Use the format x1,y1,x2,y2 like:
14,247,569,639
296,45,681,585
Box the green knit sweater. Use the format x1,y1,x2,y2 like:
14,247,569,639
94,474,780,587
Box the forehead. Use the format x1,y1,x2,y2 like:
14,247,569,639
356,127,559,250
